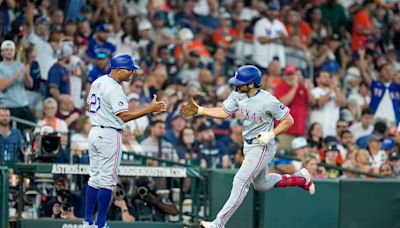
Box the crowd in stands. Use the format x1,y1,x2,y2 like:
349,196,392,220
1,0,400,222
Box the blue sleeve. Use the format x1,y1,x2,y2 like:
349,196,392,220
88,69,97,84
47,65,61,88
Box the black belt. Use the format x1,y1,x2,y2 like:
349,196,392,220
95,125,122,132
244,137,257,144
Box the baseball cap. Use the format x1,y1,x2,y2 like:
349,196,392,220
127,93,139,101
284,65,297,76
325,142,339,152
1,40,15,50
239,10,252,21
138,20,152,31
153,11,166,20
96,23,111,33
198,122,212,132
267,1,281,10
178,28,194,41
291,137,308,150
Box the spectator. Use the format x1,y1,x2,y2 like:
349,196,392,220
302,154,325,179
357,121,395,150
322,142,342,178
263,58,282,93
56,94,83,131
178,50,202,84
388,151,400,176
121,129,143,153
35,98,68,134
174,0,201,33
355,149,373,178
274,65,316,151
87,52,111,86
291,137,312,172
107,184,135,222
253,0,287,69
0,40,35,131
197,122,230,169
71,116,91,163
176,127,200,165
84,23,116,64
366,134,387,173
125,93,149,140
0,108,24,166
45,43,73,101
351,0,379,51
307,122,324,155
140,120,179,163
309,71,346,137
306,6,332,44
320,0,349,35
335,119,349,139
379,162,395,177
348,82,371,119
143,64,168,100
359,51,400,128
44,175,83,218
165,111,185,146
349,108,374,141
130,177,178,222
23,3,57,81
221,119,244,167
17,42,43,119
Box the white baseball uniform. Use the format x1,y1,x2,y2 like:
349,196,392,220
213,90,290,227
87,75,128,189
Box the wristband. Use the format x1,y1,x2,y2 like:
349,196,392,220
198,106,204,115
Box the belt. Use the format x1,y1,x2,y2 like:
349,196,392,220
244,137,257,144
95,125,122,132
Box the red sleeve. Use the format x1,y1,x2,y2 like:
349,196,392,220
273,84,287,99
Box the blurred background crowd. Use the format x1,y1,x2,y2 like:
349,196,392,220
1,0,400,223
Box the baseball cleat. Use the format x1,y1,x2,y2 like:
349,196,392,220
200,220,218,228
82,222,96,228
295,168,316,195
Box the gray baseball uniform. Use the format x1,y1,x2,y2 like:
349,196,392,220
87,75,128,189
214,90,290,227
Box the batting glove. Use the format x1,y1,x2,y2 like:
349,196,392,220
256,131,275,145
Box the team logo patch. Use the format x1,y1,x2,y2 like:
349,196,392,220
118,101,124,106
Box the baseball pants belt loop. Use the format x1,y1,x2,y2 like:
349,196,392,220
244,137,256,144
95,125,123,133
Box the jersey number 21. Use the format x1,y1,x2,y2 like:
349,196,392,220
89,94,100,113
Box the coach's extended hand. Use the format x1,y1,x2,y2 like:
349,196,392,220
149,95,167,113
179,98,202,116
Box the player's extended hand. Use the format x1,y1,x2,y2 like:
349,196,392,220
256,131,275,145
179,98,202,116
149,95,167,113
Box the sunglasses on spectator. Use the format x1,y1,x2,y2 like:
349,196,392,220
336,125,347,128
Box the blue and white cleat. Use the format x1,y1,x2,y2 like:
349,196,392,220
200,220,219,228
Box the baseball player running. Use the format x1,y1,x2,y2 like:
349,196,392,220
180,65,315,228
83,54,167,228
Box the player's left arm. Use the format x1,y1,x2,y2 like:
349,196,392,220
272,114,294,136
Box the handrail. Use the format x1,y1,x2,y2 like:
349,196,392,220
275,154,385,178
10,116,37,129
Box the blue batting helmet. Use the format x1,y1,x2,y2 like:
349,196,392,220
229,65,262,86
110,54,140,71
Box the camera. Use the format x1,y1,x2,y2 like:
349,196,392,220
33,129,61,160
114,188,125,200
61,202,73,212
137,186,149,199
57,189,71,203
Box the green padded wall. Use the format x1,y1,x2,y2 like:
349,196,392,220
260,179,340,228
339,179,400,228
208,169,255,228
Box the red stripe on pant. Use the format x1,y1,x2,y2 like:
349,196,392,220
219,145,268,227
112,132,120,183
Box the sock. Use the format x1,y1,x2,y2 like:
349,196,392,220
95,188,112,228
274,174,306,188
85,185,99,225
